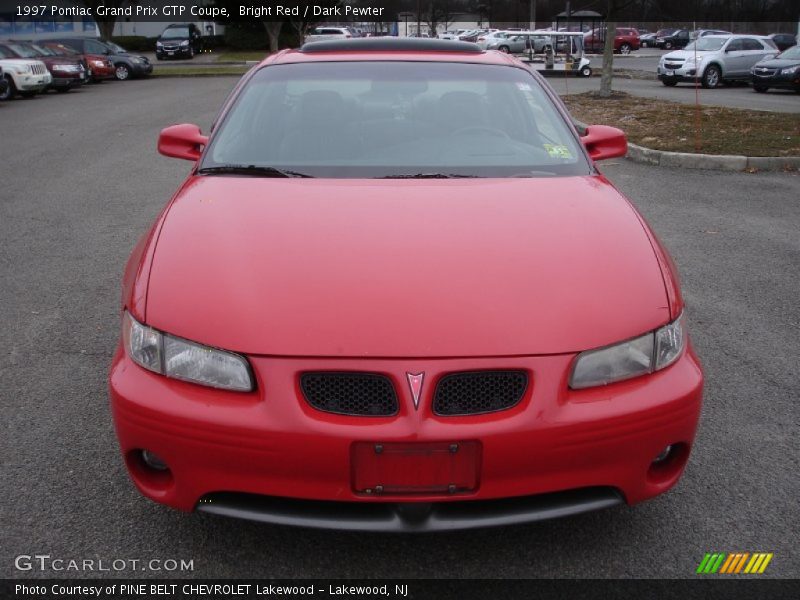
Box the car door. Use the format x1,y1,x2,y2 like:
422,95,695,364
721,38,746,76
741,38,774,71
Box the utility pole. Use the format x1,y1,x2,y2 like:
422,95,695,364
530,0,536,30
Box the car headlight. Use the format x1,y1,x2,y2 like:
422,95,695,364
570,314,686,389
180,40,190,47
122,311,254,392
781,65,799,75
91,59,105,67
156,41,163,47
14,65,32,74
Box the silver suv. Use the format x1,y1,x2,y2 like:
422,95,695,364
658,34,778,88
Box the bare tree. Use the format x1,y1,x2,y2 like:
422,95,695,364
598,0,638,97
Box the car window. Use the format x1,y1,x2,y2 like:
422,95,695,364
4,43,39,58
86,40,107,54
0,46,12,59
742,38,764,51
725,39,743,51
162,27,190,39
205,62,590,178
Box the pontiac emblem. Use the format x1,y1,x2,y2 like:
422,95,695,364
406,372,425,409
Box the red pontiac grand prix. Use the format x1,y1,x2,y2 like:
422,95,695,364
110,38,703,531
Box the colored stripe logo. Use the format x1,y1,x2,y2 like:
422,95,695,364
696,553,773,574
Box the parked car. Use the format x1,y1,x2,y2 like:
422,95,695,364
658,35,778,88
639,32,657,47
691,29,732,40
0,45,51,99
768,33,797,52
0,41,86,93
112,37,702,531
304,27,353,44
156,23,201,60
0,64,8,99
583,27,640,54
657,29,691,50
47,37,152,81
37,40,115,82
751,44,800,93
485,33,551,54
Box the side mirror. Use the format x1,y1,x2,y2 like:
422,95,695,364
158,124,208,161
581,125,627,161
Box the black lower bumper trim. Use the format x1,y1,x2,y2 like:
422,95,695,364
196,487,624,531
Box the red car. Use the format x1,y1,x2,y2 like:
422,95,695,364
583,27,641,54
37,41,115,82
110,38,703,531
0,41,86,92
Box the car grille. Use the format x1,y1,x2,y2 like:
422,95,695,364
300,372,398,417
753,66,777,77
162,43,181,51
664,61,684,69
32,63,47,75
433,371,528,416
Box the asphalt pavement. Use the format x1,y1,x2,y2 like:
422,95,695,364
1,77,798,579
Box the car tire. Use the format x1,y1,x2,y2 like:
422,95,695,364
156,55,163,61
580,66,592,77
20,91,37,98
114,63,131,81
0,75,15,100
56,87,71,93
664,41,673,49
753,85,769,93
498,45,510,53
619,43,631,55
661,79,678,87
701,65,721,89
188,47,195,59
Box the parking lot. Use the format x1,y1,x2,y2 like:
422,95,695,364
1,77,799,579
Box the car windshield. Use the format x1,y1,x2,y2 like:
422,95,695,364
778,46,800,59
162,27,190,39
685,38,727,51
5,43,40,58
105,41,125,53
205,62,589,178
30,44,56,56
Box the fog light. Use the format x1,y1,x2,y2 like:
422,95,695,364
653,445,673,464
141,449,169,471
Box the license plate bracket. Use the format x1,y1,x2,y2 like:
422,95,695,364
352,441,480,495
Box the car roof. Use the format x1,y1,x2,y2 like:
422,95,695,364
270,38,520,67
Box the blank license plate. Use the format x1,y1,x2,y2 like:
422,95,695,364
352,441,480,495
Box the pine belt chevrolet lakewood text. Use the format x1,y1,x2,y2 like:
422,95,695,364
109,38,703,532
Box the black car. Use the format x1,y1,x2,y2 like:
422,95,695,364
0,65,9,100
751,45,800,93
768,33,797,52
156,23,201,60
657,29,691,50
47,37,152,80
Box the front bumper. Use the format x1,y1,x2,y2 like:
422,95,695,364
156,47,192,59
110,344,703,529
16,72,52,92
49,73,85,89
751,71,800,90
657,65,700,82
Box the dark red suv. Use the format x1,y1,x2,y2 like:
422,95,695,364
583,27,641,54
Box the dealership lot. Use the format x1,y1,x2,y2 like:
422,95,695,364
1,77,798,578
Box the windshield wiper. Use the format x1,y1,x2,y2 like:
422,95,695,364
197,165,313,178
377,173,481,179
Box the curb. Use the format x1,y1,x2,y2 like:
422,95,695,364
626,143,800,172
573,119,799,172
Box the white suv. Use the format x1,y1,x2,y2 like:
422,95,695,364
304,27,354,44
0,46,51,99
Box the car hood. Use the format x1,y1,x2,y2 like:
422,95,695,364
0,58,45,69
145,176,670,358
754,57,800,68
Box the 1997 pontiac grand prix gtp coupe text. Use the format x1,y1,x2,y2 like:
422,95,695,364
109,38,703,531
